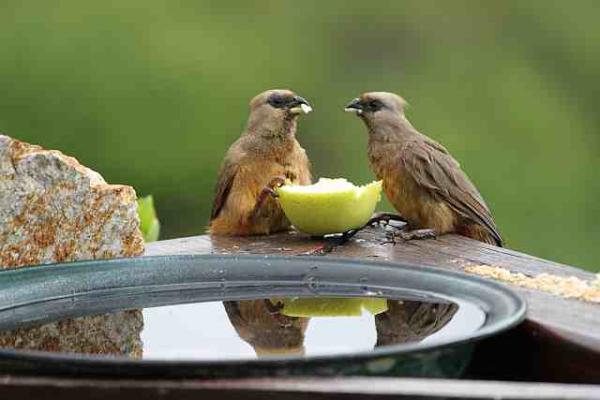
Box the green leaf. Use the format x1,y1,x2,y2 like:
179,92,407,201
137,195,160,242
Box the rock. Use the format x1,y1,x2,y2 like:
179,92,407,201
0,135,144,267
0,134,145,357
0,310,144,358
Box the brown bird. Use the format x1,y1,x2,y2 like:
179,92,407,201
345,92,502,246
209,89,312,236
375,300,458,347
223,300,309,356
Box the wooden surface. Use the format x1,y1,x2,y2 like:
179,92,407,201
145,228,600,383
2,229,599,397
0,376,599,399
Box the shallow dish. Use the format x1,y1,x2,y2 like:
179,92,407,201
0,255,525,379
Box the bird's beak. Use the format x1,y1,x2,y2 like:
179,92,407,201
344,98,363,115
289,96,313,115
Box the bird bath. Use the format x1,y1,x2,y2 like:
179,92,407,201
0,255,525,379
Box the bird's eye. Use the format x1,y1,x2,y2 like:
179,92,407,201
369,100,382,111
268,94,286,108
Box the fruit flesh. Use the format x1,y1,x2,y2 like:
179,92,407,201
276,178,382,235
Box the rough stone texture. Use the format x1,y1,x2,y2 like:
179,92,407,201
0,311,144,357
0,134,144,357
0,135,144,267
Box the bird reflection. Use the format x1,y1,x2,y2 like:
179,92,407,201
223,300,309,357
375,300,458,346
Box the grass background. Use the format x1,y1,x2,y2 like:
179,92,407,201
1,1,598,271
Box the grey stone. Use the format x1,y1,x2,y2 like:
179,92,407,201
0,135,145,357
0,135,144,267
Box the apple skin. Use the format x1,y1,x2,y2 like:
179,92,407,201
276,178,382,236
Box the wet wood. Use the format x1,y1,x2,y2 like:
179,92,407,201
0,376,599,399
1,230,599,397
145,228,600,383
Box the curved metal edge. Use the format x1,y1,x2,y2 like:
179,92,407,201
0,254,527,376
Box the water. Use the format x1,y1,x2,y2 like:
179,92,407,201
0,296,485,360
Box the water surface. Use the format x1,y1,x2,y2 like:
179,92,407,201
0,296,485,360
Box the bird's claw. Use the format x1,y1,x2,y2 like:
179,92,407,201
267,175,287,191
264,299,284,314
367,212,407,227
251,176,288,222
258,175,287,200
303,229,360,256
397,228,437,241
261,186,278,199
264,300,293,327
382,230,398,245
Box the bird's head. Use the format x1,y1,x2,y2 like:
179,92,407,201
345,92,408,129
246,89,312,137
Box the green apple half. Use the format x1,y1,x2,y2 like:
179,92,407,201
275,297,389,317
276,178,383,235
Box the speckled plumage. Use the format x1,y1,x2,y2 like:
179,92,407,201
351,92,502,246
209,90,312,236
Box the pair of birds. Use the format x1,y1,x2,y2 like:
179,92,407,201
209,89,502,247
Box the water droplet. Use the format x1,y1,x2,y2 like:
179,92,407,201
304,275,319,291
359,277,369,291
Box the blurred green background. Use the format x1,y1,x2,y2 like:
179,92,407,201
1,1,598,271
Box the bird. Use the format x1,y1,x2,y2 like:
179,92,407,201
345,92,503,246
223,300,309,356
209,89,313,236
375,300,458,347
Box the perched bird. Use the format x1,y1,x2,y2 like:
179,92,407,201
345,92,503,246
209,89,313,236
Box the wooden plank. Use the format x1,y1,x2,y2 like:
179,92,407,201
0,376,599,399
145,229,594,279
199,377,600,399
145,229,600,382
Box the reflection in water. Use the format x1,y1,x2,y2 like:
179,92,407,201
0,296,483,360
375,300,458,346
0,310,143,357
223,300,309,356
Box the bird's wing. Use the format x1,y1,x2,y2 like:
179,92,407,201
210,159,238,221
400,140,503,245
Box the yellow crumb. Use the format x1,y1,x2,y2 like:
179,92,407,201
464,265,600,303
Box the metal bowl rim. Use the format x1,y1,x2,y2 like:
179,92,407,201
0,254,526,373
